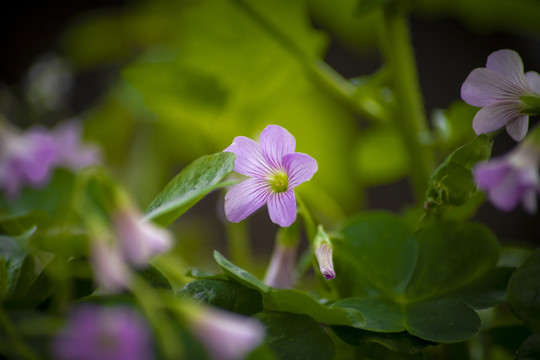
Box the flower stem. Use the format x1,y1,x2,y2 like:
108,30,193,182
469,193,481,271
378,4,434,203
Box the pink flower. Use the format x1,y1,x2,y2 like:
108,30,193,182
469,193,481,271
190,307,265,360
91,240,131,293
53,305,153,360
223,125,317,227
263,242,297,289
474,142,540,213
461,49,540,141
114,208,173,266
0,126,56,197
314,225,335,280
52,120,101,170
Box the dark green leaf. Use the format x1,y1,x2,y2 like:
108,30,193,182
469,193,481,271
255,311,335,360
332,213,501,343
145,152,236,226
508,249,540,332
336,212,417,298
404,299,480,343
0,227,36,298
331,326,432,354
178,279,262,315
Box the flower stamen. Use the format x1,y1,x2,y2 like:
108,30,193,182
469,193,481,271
268,171,289,193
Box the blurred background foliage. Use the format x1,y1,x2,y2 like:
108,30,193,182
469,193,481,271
2,0,540,264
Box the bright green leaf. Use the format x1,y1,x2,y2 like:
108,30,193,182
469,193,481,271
145,152,236,226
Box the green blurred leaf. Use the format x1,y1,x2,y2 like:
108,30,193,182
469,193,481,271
0,227,36,299
145,152,236,226
178,279,263,315
356,0,395,15
432,101,478,153
137,264,173,292
508,248,540,332
331,212,503,343
423,135,492,223
353,126,409,185
255,311,335,360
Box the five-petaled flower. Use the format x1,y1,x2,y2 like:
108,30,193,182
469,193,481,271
461,49,540,141
474,140,540,213
223,125,318,227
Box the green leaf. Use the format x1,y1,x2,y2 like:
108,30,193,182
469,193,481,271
337,213,417,298
214,251,365,327
508,248,540,332
145,152,236,226
178,279,263,315
331,212,503,343
255,311,335,360
331,326,432,354
423,135,492,223
0,227,36,298
432,101,478,153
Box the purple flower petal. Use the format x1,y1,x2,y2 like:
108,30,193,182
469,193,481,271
474,160,511,189
472,102,522,135
282,152,318,190
506,115,529,141
486,49,528,87
259,125,296,169
224,136,273,178
267,191,297,227
91,241,131,294
461,68,525,107
489,170,522,211
525,71,540,94
224,178,271,223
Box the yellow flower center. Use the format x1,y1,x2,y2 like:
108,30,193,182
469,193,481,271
269,171,289,193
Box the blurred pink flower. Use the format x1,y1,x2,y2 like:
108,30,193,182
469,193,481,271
191,307,265,360
53,305,153,360
263,242,297,289
114,208,173,266
223,125,317,227
91,240,131,293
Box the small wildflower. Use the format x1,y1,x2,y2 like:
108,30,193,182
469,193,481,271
461,49,540,141
474,140,540,213
314,225,335,280
53,305,153,360
263,242,297,289
223,125,317,227
190,306,265,360
52,120,101,170
91,240,131,293
0,125,57,197
114,207,173,266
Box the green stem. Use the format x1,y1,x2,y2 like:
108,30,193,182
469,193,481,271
378,4,434,203
296,195,316,242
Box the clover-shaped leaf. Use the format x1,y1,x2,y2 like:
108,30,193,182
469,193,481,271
331,212,504,343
